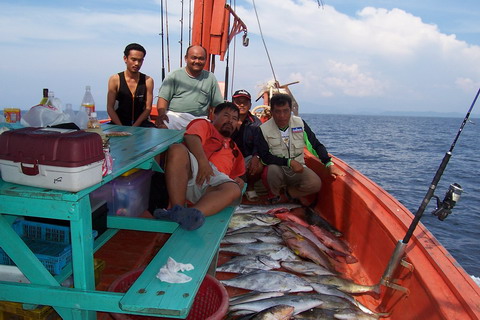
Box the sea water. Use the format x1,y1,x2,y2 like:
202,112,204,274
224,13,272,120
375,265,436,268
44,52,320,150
303,113,479,278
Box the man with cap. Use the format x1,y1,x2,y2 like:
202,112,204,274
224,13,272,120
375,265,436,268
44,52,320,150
231,89,263,201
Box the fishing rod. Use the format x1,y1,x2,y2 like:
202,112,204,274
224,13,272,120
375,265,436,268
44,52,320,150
160,0,166,81
380,87,480,291
179,0,184,67
165,0,171,72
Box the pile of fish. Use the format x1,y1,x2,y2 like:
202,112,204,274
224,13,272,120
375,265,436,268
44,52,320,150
217,204,381,320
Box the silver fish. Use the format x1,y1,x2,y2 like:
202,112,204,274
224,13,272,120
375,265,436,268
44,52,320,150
281,260,336,276
220,244,301,263
230,291,285,306
303,275,381,295
264,246,303,262
226,225,276,235
294,307,379,320
229,293,324,315
221,231,283,244
221,270,312,293
229,213,281,231
250,304,295,320
308,283,376,315
220,243,286,256
216,255,281,274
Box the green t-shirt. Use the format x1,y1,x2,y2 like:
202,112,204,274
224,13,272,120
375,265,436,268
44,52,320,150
158,68,224,116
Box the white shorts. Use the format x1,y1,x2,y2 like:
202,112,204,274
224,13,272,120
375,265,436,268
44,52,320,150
186,152,234,204
165,111,208,130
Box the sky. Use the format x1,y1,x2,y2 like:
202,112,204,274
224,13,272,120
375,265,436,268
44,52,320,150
1,0,479,116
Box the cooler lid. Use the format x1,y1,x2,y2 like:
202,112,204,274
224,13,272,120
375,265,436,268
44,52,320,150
0,127,104,167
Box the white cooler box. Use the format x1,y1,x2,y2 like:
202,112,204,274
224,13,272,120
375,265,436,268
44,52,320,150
0,127,104,192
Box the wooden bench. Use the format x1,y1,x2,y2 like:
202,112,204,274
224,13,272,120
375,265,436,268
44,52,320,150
118,205,235,317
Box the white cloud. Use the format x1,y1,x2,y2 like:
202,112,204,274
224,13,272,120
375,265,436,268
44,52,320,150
0,4,161,43
455,78,480,92
323,60,385,97
232,0,480,113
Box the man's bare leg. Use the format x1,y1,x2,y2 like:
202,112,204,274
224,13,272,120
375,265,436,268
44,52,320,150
192,182,241,216
164,143,191,207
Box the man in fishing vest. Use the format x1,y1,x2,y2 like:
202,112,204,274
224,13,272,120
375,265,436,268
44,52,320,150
153,102,245,230
257,93,344,203
155,45,224,130
231,89,264,202
106,43,155,127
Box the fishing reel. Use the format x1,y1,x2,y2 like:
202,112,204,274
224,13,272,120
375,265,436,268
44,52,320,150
431,183,463,221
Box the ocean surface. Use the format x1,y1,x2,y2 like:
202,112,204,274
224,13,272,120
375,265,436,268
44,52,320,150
95,111,479,277
302,113,479,278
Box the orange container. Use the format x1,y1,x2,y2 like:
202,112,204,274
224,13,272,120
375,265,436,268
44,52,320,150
3,108,21,123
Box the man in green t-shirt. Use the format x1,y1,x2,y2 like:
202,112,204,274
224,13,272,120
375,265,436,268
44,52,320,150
155,45,224,130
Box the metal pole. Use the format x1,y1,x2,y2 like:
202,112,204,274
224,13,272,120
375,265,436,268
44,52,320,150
160,0,166,81
179,0,184,67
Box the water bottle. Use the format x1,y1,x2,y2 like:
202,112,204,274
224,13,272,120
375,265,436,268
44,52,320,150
64,103,76,123
45,91,55,108
81,85,95,116
45,91,63,110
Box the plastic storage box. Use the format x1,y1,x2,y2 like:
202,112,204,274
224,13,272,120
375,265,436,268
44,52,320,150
0,220,97,275
90,170,153,217
0,127,103,192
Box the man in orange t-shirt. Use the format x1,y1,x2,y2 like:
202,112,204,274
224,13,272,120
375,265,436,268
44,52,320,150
154,102,245,230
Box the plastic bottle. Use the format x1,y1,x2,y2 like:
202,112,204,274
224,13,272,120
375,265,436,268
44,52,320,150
64,103,76,123
39,88,49,105
81,86,95,116
44,91,62,110
44,91,55,108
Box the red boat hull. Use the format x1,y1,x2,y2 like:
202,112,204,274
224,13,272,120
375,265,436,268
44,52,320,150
306,152,480,319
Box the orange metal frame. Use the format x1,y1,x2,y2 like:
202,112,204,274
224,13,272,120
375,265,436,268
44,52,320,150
192,0,247,71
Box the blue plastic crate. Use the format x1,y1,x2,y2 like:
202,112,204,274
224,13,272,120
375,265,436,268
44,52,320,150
13,220,71,244
0,220,97,275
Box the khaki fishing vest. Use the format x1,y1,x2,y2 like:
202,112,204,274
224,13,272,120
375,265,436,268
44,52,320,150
260,116,305,164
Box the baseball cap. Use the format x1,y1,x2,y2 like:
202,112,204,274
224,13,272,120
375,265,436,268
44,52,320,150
232,89,251,100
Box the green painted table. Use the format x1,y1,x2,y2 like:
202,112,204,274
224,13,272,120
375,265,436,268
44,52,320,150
0,125,234,319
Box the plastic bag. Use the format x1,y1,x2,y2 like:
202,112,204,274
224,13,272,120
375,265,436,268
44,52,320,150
21,104,71,127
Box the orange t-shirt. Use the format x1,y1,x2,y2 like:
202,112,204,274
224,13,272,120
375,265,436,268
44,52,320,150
186,119,245,179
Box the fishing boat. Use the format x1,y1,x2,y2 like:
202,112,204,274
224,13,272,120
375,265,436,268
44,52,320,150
148,1,480,319
1,1,479,320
